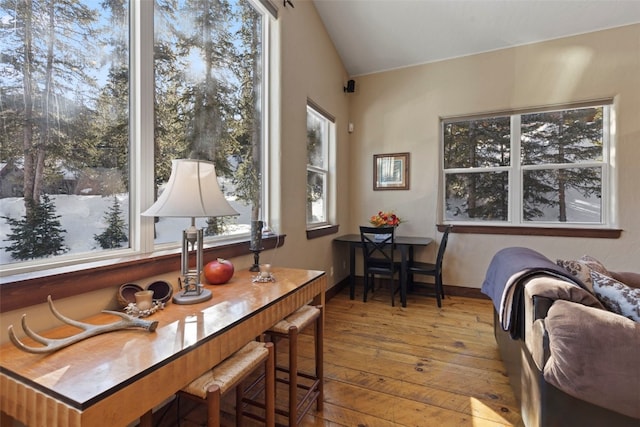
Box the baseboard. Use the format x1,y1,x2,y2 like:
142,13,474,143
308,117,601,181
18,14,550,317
444,284,487,299
327,277,487,301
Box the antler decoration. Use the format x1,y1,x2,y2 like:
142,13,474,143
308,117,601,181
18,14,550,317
8,295,159,354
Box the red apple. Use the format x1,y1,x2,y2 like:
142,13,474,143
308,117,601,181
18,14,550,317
204,258,234,285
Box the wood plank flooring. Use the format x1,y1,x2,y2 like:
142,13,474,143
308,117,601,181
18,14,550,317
153,284,523,427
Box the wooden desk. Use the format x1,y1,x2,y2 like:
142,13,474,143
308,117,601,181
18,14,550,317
0,267,325,427
333,234,432,307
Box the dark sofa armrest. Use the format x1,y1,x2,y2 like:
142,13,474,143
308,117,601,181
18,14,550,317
529,317,551,371
532,295,553,320
529,295,553,370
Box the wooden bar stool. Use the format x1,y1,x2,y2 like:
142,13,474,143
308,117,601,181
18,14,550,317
267,305,323,427
178,340,275,427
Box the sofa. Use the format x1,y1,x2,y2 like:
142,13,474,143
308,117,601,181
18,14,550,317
482,247,640,427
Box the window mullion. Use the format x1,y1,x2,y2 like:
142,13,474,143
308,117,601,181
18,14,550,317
602,105,612,226
132,0,155,254
511,115,522,224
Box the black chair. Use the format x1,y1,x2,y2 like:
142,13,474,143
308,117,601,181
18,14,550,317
359,226,401,306
406,225,451,307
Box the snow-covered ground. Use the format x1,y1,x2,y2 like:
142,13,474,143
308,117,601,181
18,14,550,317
0,194,252,266
445,188,601,222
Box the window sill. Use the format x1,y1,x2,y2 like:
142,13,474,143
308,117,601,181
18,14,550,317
437,224,622,238
306,224,340,240
0,234,286,313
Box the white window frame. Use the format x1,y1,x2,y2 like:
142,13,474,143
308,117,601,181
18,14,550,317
306,101,335,229
441,101,615,228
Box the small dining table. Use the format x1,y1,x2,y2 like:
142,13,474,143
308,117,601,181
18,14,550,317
333,234,433,307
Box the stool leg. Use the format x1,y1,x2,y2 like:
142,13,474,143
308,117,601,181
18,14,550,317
288,325,299,427
207,384,222,427
315,306,324,411
236,384,243,427
264,342,276,427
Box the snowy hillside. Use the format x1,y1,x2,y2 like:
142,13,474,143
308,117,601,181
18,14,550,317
0,194,251,265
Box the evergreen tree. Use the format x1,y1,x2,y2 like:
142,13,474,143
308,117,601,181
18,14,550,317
231,1,263,220
94,196,128,249
205,216,231,236
154,0,247,237
521,107,603,221
153,1,192,186
0,0,99,210
93,0,130,181
443,117,510,220
4,194,68,260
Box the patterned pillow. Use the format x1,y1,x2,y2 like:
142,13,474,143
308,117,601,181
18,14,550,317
591,271,640,322
556,255,611,294
579,255,611,276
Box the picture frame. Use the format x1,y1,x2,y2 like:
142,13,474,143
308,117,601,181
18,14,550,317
373,152,410,190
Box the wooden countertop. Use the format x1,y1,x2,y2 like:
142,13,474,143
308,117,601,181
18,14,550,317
0,267,325,426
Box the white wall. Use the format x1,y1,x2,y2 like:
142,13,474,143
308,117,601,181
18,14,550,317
348,24,640,288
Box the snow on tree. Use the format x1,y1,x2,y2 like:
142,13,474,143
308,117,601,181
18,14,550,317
94,196,128,249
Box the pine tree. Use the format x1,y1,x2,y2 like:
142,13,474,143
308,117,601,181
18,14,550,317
1,0,99,210
521,107,603,221
231,1,263,221
94,196,128,249
205,217,229,236
443,117,510,220
4,194,68,260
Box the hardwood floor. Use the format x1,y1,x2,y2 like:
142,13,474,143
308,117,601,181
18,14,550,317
153,284,523,427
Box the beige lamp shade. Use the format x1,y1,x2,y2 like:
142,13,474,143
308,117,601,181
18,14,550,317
142,159,239,218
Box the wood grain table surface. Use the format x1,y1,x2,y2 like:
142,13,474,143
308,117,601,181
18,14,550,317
0,267,326,427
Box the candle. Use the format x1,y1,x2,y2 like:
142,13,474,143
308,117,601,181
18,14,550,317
259,263,272,278
135,290,154,311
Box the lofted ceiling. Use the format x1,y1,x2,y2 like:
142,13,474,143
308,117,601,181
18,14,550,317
311,0,640,77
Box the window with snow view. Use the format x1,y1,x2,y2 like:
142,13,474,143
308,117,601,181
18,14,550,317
442,104,612,226
306,103,334,228
0,0,270,271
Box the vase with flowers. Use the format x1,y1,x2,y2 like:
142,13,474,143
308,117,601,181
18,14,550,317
369,211,402,241
369,211,402,227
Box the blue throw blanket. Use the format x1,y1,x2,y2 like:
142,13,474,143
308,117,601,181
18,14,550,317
481,247,585,338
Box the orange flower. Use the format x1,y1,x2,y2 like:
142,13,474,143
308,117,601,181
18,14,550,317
369,211,402,227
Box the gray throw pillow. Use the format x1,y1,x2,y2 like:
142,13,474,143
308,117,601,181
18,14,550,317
591,270,640,322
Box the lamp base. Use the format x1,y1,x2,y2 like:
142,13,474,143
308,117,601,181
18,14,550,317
172,288,212,305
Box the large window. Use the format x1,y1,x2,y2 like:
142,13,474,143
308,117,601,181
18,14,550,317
306,103,334,228
442,103,612,226
0,0,269,273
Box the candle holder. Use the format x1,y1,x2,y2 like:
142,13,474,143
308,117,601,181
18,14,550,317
249,248,262,272
249,220,264,272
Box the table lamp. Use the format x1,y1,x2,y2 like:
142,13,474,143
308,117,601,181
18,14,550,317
142,159,239,304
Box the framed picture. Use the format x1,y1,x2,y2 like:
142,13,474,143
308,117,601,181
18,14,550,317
373,152,410,190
